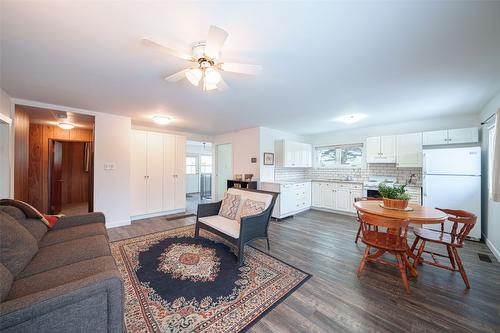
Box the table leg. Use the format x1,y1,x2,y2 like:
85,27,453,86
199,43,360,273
405,245,418,277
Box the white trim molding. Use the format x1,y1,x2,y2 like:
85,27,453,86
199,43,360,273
483,233,500,263
130,209,186,221
106,219,132,229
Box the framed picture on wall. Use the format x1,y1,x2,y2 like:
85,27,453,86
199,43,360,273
263,152,274,165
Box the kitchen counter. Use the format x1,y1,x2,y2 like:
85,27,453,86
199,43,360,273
311,179,364,185
267,179,312,184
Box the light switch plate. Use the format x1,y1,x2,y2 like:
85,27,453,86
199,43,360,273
104,162,116,170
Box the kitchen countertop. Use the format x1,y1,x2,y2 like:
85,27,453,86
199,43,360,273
266,179,422,187
311,179,364,185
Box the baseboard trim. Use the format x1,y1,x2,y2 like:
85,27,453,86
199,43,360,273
106,219,131,229
130,209,185,221
484,234,500,263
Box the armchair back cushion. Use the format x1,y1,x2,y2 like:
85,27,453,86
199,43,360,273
240,199,266,219
0,212,39,277
0,263,13,302
227,188,273,221
218,192,241,220
0,206,48,242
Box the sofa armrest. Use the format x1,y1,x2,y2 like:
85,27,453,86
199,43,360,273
0,270,123,332
52,212,106,230
197,201,222,219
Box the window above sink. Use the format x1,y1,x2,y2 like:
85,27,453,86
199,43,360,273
316,144,363,168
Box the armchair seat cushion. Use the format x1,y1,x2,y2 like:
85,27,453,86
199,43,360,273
198,215,240,239
39,223,107,247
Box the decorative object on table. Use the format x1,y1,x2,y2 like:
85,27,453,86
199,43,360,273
244,173,253,181
378,183,410,210
110,225,310,333
234,174,243,181
263,152,274,165
411,208,477,289
357,211,412,293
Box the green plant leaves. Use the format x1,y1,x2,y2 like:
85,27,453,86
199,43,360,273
378,183,410,200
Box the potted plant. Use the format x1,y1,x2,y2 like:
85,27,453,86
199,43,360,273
378,183,411,210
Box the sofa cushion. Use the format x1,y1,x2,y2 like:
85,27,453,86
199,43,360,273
199,215,240,239
17,235,111,279
0,212,39,277
0,199,49,226
0,263,13,302
218,192,241,220
39,223,107,247
240,198,266,220
0,206,48,242
227,188,273,221
7,256,117,300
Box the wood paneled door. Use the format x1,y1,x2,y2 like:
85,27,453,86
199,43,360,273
49,141,63,214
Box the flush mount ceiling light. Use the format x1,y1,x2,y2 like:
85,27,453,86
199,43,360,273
335,114,367,124
142,25,262,92
152,115,172,125
58,122,74,130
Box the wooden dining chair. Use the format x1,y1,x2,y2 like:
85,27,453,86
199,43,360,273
354,197,381,243
410,208,477,288
357,211,412,293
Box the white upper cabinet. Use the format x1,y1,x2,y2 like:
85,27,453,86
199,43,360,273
276,140,312,167
396,132,423,168
423,128,478,146
366,135,396,163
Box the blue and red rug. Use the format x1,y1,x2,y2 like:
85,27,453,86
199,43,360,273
111,225,311,332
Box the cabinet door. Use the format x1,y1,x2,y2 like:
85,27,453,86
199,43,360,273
335,188,350,211
303,143,312,167
321,184,334,209
146,132,164,213
396,133,422,167
366,137,381,163
163,134,176,211
448,128,478,144
312,182,321,206
130,130,148,216
380,136,396,162
422,130,448,145
303,182,312,207
349,190,363,213
174,135,186,210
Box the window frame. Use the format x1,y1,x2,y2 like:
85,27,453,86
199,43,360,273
186,155,198,175
315,143,364,168
200,154,212,174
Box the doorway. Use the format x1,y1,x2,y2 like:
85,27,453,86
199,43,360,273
185,141,213,213
216,143,233,200
49,140,93,215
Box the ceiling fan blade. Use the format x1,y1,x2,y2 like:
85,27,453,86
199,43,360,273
217,77,229,91
142,38,193,61
204,25,229,60
164,68,190,82
219,62,262,75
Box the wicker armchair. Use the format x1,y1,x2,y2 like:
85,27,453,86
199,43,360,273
195,188,278,266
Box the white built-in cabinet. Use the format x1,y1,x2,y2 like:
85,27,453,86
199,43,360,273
260,181,311,219
422,127,478,145
396,133,423,168
312,181,362,214
130,130,186,218
276,140,312,167
366,136,396,163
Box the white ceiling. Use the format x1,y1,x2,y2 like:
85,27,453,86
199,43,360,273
1,1,500,135
18,105,95,129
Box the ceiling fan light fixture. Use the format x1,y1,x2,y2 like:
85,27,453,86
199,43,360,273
58,122,74,130
203,81,218,91
152,115,172,125
185,68,202,86
204,67,221,85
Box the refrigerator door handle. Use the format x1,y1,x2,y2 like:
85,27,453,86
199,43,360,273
423,175,427,197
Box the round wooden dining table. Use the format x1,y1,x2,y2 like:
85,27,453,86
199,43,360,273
353,200,448,277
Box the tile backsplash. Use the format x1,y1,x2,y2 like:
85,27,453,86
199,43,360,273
275,165,422,186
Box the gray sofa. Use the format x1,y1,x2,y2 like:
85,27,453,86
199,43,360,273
0,204,123,333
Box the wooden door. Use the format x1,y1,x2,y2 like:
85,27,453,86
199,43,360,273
146,132,164,213
130,130,148,216
174,135,186,210
49,140,63,214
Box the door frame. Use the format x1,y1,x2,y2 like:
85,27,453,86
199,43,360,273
215,143,233,200
48,139,94,214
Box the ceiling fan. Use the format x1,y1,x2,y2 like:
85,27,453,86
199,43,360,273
142,25,262,91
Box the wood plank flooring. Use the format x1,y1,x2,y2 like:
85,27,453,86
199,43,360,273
107,210,500,333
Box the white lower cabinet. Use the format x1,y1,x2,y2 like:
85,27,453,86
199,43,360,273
131,130,186,219
312,181,362,214
260,181,311,219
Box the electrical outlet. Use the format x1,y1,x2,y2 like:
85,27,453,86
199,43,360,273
104,162,116,170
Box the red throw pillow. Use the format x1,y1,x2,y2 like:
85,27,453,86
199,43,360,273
42,214,60,228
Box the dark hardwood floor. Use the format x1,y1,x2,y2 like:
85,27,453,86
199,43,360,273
108,210,500,333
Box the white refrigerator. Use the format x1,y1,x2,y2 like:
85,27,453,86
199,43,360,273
423,147,481,240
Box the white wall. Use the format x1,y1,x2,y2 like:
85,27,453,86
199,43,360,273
259,127,306,182
307,113,480,147
0,89,12,198
93,113,132,227
480,91,500,261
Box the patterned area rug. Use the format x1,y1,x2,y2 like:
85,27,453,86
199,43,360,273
110,225,311,332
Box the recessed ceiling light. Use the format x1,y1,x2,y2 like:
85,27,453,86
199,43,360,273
152,115,172,125
335,114,366,124
58,122,74,130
